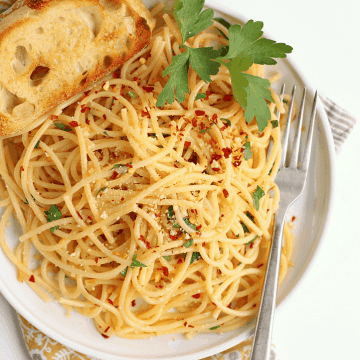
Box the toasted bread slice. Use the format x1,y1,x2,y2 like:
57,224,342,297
0,0,155,136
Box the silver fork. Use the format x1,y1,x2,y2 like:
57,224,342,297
250,85,318,360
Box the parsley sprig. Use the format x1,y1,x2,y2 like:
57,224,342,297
156,0,292,132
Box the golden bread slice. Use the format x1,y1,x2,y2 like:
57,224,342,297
0,0,155,136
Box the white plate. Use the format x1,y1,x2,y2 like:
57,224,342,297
0,1,336,359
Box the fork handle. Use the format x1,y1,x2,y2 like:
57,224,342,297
250,212,286,360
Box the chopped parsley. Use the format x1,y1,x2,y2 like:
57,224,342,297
184,238,193,248
130,254,147,268
120,267,128,277
128,91,137,98
97,187,107,196
252,186,265,211
210,325,220,330
34,141,40,149
44,204,62,233
183,217,197,230
195,93,207,100
221,118,231,127
163,256,172,262
54,123,71,132
243,137,253,161
189,251,201,264
167,205,179,228
246,235,259,245
103,131,109,136
271,120,279,128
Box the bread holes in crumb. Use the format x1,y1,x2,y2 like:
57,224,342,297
124,36,132,50
0,84,34,119
10,46,31,76
76,6,103,42
103,55,113,69
79,72,88,87
35,27,44,34
99,0,122,12
29,66,50,87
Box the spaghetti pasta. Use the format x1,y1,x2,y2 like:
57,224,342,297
0,8,294,340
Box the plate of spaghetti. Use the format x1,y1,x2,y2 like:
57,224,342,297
0,0,335,359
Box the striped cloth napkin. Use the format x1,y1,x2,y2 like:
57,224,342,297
0,1,356,359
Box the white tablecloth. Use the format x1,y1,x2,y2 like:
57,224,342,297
0,0,359,359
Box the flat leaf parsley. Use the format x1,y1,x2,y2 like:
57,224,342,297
156,0,292,132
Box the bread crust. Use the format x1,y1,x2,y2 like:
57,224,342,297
0,0,155,137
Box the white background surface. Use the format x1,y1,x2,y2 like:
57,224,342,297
0,0,359,359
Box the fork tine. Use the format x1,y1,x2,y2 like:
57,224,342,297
301,90,318,171
289,88,306,169
280,85,296,167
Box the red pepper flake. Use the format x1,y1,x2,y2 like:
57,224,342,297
195,110,205,116
209,138,217,146
250,243,254,249
86,119,90,125
184,321,187,327
20,166,24,171
222,147,232,159
101,334,109,339
69,121,79,127
29,275,35,283
104,326,110,333
162,267,169,277
196,225,202,231
76,211,83,219
169,235,178,241
111,171,118,180
177,259,183,264
102,114,107,120
192,294,201,299
188,325,194,328
212,168,221,172
291,216,296,222
131,300,136,307
125,163,133,168
211,154,222,162
81,106,91,113
174,164,178,168
113,70,121,78
227,303,232,308
152,77,158,83
191,118,198,127
142,86,154,93
202,242,206,247
233,161,242,167
133,77,139,81
205,91,211,100
50,115,58,120
217,269,221,275
121,197,125,201
184,141,191,147
257,263,264,268
223,95,233,101
141,109,150,118
211,114,218,121
212,302,217,307
87,216,92,221
95,258,99,264
107,299,113,305
140,235,145,242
